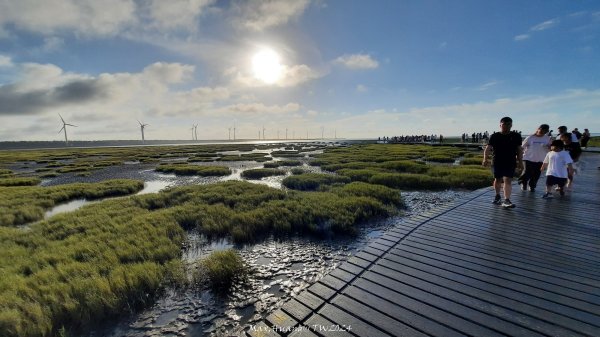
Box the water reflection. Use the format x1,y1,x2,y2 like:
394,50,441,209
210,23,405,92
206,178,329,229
44,199,88,218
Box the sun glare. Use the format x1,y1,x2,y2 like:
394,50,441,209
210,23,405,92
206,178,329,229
252,48,283,84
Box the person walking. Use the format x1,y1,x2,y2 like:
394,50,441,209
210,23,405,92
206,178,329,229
541,140,574,198
581,128,591,148
482,117,524,208
560,132,582,188
518,124,551,192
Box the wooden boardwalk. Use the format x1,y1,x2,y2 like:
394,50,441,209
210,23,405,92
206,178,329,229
246,152,600,337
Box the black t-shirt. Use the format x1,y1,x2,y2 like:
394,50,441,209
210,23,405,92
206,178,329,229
564,142,582,162
488,131,522,167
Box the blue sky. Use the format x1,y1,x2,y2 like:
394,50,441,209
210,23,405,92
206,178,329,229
0,0,599,141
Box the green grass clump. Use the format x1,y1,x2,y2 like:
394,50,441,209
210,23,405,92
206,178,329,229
156,164,231,176
369,173,449,190
0,179,144,227
336,168,382,182
218,153,270,162
240,168,286,179
39,172,59,178
460,157,484,165
282,173,351,191
424,155,456,163
263,160,302,168
290,168,306,175
377,160,428,173
196,250,245,290
0,177,41,186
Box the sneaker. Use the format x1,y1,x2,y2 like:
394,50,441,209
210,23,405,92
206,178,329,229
558,188,565,196
529,187,535,193
542,193,553,199
502,199,516,208
493,194,501,204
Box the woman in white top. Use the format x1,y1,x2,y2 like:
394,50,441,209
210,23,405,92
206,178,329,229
518,124,551,192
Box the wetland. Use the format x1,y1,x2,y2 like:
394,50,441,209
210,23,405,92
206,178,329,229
0,141,486,337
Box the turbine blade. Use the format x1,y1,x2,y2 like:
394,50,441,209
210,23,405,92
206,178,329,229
59,126,65,133
66,124,77,127
58,113,65,123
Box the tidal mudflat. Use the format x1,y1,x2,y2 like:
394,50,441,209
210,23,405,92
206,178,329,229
0,142,483,337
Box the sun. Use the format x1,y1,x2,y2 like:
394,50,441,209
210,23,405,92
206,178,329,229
252,48,283,84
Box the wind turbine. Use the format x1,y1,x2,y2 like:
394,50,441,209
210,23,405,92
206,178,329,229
228,127,231,140
58,114,77,145
233,121,236,140
194,124,198,141
137,120,149,143
262,125,266,140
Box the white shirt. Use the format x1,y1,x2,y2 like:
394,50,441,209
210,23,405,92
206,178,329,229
522,134,551,162
543,150,573,178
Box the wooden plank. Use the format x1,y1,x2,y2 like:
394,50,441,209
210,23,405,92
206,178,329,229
400,238,600,301
376,256,600,336
341,284,493,337
388,247,600,326
304,313,361,337
308,282,337,301
356,272,540,336
281,298,313,322
412,223,600,279
407,231,600,288
416,218,600,274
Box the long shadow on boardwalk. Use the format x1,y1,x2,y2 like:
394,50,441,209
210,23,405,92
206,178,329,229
246,152,600,337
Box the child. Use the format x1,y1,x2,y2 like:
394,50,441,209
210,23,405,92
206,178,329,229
540,140,574,198
560,132,582,188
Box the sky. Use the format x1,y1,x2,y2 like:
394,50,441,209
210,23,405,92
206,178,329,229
0,0,599,141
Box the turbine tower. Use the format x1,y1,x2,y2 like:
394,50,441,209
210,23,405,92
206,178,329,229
137,120,149,143
233,121,236,140
262,125,266,140
194,124,198,141
58,114,77,145
228,127,231,140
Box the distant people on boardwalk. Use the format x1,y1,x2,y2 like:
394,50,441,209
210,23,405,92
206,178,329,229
580,128,591,148
541,140,574,198
556,126,579,143
560,132,582,188
383,134,443,143
518,124,551,193
461,131,489,144
482,117,523,209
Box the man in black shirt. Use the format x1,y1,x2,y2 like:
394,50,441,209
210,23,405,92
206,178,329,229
482,117,524,208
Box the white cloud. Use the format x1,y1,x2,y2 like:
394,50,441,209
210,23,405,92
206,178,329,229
227,63,321,88
531,18,560,31
218,102,301,116
41,37,65,53
477,80,500,91
514,34,530,41
306,110,318,117
439,41,448,49
356,84,368,92
143,0,215,32
333,54,379,70
331,89,600,138
0,0,137,37
231,0,311,31
0,55,13,67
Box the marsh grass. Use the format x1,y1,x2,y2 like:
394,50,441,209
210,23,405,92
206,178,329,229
155,164,231,176
0,179,144,227
240,168,286,179
263,160,302,168
0,142,493,336
195,250,246,290
0,177,42,186
282,173,351,191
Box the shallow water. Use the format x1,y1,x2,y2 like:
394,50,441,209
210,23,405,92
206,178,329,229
87,190,468,337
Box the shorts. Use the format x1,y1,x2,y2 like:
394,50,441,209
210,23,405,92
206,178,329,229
492,165,516,179
546,175,567,187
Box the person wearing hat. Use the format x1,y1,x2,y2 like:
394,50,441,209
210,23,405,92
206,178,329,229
483,116,524,208
518,124,551,192
556,125,579,143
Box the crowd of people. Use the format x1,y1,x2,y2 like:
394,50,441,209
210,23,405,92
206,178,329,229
482,117,591,209
378,134,444,143
461,131,490,143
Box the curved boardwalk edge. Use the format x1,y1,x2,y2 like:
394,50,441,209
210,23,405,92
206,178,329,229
246,152,600,337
